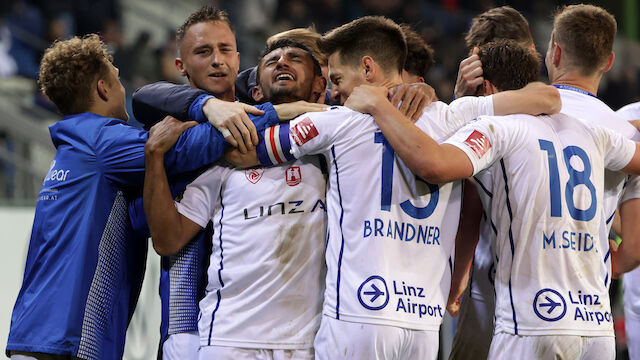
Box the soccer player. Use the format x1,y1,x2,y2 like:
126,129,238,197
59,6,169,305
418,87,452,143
226,16,560,359
144,39,329,360
447,7,536,360
616,101,640,360
5,34,279,360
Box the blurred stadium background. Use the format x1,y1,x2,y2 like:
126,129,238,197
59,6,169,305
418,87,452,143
0,0,638,359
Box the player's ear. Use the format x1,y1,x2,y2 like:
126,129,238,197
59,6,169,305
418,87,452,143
311,75,327,103
603,52,615,72
362,56,376,81
96,78,109,101
552,42,562,68
252,85,264,103
175,58,187,77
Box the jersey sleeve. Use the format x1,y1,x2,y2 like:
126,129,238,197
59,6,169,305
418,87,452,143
591,124,636,171
97,121,228,187
441,95,494,137
175,166,227,228
444,116,505,176
132,82,208,129
255,107,359,166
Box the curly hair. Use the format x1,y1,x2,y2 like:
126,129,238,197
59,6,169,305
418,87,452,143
39,34,113,115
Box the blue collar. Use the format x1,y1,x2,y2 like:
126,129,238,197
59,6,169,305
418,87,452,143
553,84,597,98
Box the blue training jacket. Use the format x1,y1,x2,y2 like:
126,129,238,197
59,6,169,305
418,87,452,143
6,108,278,359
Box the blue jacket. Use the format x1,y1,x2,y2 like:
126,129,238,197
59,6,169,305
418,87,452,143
6,109,278,359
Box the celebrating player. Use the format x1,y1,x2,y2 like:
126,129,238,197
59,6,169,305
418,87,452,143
447,7,536,360
226,16,560,359
144,38,330,359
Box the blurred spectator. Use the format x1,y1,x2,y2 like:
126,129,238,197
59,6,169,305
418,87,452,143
158,30,183,84
0,22,17,77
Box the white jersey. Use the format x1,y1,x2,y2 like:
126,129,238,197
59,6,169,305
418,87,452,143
558,87,640,224
175,158,327,349
257,96,494,331
617,102,640,322
446,113,636,336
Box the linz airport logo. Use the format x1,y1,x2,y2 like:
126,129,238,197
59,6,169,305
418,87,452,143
291,117,319,146
245,167,264,184
463,130,491,158
286,166,302,186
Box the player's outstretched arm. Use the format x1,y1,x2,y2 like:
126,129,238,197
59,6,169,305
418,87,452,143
493,81,562,116
345,85,473,183
144,117,203,256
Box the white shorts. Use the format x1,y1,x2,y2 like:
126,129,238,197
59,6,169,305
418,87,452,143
488,332,614,360
449,296,494,360
314,315,439,360
163,331,199,360
198,345,314,360
626,315,640,360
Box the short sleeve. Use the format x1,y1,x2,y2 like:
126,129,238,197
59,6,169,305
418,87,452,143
442,95,494,137
175,166,227,228
256,106,364,166
592,124,636,171
444,116,504,176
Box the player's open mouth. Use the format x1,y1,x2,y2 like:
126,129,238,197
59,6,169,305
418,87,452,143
274,72,295,82
209,73,227,78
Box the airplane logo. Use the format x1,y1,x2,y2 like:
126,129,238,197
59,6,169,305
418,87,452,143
357,275,389,311
533,288,567,322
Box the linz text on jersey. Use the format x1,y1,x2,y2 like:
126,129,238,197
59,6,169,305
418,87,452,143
243,199,326,220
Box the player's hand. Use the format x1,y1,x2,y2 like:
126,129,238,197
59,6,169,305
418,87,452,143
389,82,437,122
273,101,328,122
522,81,562,115
202,98,264,154
446,294,463,317
146,116,198,155
454,47,484,99
344,85,389,114
224,147,260,168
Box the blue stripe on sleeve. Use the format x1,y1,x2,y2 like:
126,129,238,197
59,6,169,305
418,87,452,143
256,128,274,166
278,123,295,162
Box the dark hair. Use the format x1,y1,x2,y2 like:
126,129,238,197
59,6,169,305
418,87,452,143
400,24,434,79
39,34,113,115
267,27,327,66
465,6,533,49
319,16,406,74
176,6,233,45
256,39,323,82
478,39,540,91
552,4,616,76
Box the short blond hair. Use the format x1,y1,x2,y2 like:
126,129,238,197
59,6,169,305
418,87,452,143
267,27,327,66
39,34,113,115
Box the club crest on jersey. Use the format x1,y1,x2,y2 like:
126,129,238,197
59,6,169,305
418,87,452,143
286,166,302,186
290,117,319,146
245,167,264,184
463,130,491,158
